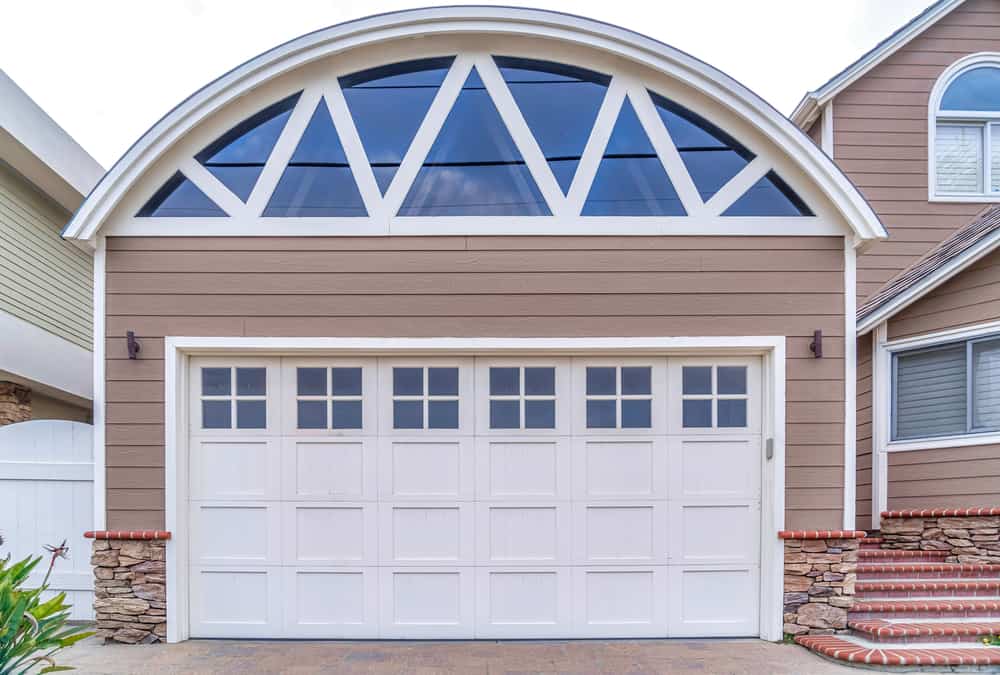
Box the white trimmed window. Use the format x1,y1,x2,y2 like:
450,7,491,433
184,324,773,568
892,335,1000,441
934,64,1000,197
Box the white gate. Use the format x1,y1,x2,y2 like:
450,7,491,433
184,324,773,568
0,420,94,620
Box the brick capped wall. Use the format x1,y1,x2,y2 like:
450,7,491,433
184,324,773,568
880,508,1000,564
780,531,863,637
91,539,167,643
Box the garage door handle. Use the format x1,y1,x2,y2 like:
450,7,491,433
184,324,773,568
765,438,774,460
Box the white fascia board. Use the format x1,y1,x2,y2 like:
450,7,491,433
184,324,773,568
790,0,965,129
857,228,1000,335
0,70,104,206
0,309,92,400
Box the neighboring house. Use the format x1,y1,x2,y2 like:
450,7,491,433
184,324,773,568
792,0,1000,531
0,69,102,423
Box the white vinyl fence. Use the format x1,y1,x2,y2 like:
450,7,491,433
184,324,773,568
0,420,94,619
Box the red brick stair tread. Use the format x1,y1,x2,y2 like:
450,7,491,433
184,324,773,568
858,549,950,559
857,562,1000,573
881,507,1000,518
856,580,1000,592
849,619,1000,639
796,635,1000,666
852,599,1000,612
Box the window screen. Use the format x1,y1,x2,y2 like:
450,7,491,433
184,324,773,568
893,344,968,441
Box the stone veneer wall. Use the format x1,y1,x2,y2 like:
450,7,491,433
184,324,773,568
90,538,167,643
780,530,863,637
0,382,31,425
880,508,1000,564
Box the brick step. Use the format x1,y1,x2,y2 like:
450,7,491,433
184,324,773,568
857,562,1000,579
860,537,883,548
855,580,1000,598
858,549,951,560
850,598,1000,619
796,634,1000,667
849,619,1000,644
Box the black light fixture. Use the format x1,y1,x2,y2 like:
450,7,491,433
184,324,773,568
809,329,823,358
127,331,141,360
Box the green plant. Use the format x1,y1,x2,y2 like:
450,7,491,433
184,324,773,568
0,540,94,674
984,634,1000,647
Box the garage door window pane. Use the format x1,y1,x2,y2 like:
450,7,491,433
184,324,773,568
524,367,555,395
393,368,423,396
236,368,266,396
489,368,519,396
621,367,651,395
331,368,362,396
297,400,327,429
297,368,327,396
717,399,747,427
717,367,747,395
429,400,459,429
683,399,712,428
622,399,651,428
394,400,423,429
525,399,555,428
586,367,616,395
429,368,459,396
202,400,231,429
237,400,267,429
332,400,363,429
682,367,711,395
202,368,231,396
490,400,519,429
586,400,616,428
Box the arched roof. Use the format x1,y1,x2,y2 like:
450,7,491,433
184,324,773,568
63,6,887,244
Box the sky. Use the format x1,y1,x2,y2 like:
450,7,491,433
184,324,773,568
3,0,932,168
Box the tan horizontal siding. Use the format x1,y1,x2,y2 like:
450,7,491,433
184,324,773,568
888,444,1000,511
831,0,1000,304
856,336,873,530
104,235,846,531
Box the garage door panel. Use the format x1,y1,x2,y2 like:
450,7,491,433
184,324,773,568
475,437,570,501
281,502,376,565
189,502,281,565
669,501,760,565
189,566,283,638
574,502,668,564
475,568,573,637
573,567,668,637
190,438,281,501
281,438,376,501
669,436,761,501
379,503,475,564
668,566,759,637
572,437,668,500
281,567,377,637
378,438,474,500
476,503,571,564
379,568,474,638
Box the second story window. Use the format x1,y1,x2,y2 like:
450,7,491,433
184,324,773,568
934,64,1000,198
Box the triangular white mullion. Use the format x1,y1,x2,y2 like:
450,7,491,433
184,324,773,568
179,157,248,218
474,53,567,218
246,88,323,216
703,156,771,216
565,77,627,217
322,78,385,222
627,81,705,218
382,55,475,220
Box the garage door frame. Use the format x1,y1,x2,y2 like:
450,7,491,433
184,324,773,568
163,336,786,643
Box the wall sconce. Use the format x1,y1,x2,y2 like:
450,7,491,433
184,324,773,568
127,331,141,360
809,329,823,358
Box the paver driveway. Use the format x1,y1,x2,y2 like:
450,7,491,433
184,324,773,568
64,637,860,674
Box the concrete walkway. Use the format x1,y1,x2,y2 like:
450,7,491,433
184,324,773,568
64,637,860,674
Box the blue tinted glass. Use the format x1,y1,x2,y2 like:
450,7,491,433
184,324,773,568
263,98,366,217
202,400,231,429
723,171,812,217
622,399,651,428
490,400,520,429
525,400,555,429
399,67,550,216
717,366,747,395
621,367,651,395
202,368,231,396
582,100,684,216
196,93,299,201
297,400,327,429
718,399,747,428
524,367,555,396
137,172,227,217
495,57,610,194
681,151,752,201
586,367,616,395
394,400,423,429
297,368,326,396
236,368,266,396
429,400,459,429
941,67,1000,111
237,400,266,429
682,367,712,395
586,400,616,428
393,368,423,396
341,57,454,194
332,368,363,396
683,399,712,428
490,368,519,396
428,367,459,396
332,400,363,429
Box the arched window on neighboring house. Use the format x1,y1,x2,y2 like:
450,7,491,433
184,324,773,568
933,58,1000,198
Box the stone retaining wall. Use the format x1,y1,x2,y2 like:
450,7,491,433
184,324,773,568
880,508,1000,564
779,531,862,637
90,539,167,643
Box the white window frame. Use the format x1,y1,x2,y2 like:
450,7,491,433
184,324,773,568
280,358,377,436
474,358,570,436
928,53,1000,202
572,359,666,435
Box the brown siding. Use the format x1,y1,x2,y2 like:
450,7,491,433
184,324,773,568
832,0,1000,302
806,118,822,148
856,335,873,530
104,235,846,531
888,444,1000,511
888,246,1000,339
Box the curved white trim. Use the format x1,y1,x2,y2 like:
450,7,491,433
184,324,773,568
63,7,885,243
0,310,92,401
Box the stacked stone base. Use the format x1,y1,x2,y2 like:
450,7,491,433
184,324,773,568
880,508,1000,565
779,530,863,637
90,539,167,643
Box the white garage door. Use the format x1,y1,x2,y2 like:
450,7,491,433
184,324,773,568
186,355,762,639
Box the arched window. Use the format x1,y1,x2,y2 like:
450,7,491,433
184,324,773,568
934,62,1000,197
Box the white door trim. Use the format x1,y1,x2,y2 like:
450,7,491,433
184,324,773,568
163,335,786,643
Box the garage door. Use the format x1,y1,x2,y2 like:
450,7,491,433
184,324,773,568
186,355,762,639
